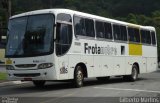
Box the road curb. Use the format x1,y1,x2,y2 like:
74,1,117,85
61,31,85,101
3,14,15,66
0,81,28,87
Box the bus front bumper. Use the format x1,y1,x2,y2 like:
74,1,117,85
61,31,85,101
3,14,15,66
6,67,57,81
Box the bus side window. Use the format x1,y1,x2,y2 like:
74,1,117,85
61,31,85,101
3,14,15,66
120,26,127,41
134,28,140,43
56,23,72,56
128,27,140,43
74,16,85,36
113,24,127,41
56,13,72,56
146,30,151,44
57,13,72,22
104,22,112,39
151,31,156,45
96,21,105,38
113,24,120,40
85,19,95,37
141,29,151,45
74,16,95,37
141,29,146,44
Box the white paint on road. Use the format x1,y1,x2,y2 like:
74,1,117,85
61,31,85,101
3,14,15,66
94,87,160,94
12,81,23,84
40,91,78,103
0,81,28,87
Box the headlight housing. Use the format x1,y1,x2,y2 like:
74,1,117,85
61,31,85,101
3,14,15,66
6,65,15,70
38,63,53,69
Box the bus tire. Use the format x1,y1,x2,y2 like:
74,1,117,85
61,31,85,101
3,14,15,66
74,66,84,88
96,76,110,82
124,65,138,82
33,80,45,87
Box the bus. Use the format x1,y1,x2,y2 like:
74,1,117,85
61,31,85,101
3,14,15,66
0,28,6,65
5,9,157,87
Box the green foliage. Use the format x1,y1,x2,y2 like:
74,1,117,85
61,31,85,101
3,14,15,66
0,72,7,80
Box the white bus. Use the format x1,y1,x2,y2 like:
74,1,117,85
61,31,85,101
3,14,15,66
5,9,157,87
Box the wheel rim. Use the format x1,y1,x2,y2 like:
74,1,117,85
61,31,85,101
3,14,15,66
76,67,83,86
132,67,137,80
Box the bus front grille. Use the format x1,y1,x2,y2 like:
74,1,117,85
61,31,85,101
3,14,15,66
15,64,37,68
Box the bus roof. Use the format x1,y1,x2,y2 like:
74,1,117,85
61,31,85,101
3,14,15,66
10,8,155,30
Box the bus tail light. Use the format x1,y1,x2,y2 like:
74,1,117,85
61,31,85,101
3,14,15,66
38,63,53,69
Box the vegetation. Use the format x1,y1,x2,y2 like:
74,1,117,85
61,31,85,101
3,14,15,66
1,0,160,59
0,72,7,80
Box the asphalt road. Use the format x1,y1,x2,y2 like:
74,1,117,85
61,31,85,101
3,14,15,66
0,67,160,103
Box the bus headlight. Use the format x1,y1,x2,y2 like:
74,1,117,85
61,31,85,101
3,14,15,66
6,65,15,70
38,63,53,69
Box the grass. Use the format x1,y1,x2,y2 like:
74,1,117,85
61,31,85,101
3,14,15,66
0,72,7,80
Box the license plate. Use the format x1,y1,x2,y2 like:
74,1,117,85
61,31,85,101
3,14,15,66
24,78,32,81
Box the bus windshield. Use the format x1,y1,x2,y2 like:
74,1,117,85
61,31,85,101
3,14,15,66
6,14,54,57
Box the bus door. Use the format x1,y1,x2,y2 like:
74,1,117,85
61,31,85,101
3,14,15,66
55,13,72,79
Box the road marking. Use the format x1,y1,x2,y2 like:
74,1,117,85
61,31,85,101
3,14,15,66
94,87,160,93
12,81,23,84
0,81,28,87
40,91,78,103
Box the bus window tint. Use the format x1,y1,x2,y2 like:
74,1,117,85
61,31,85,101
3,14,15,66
96,21,105,38
57,13,72,22
141,30,146,43
56,23,72,55
120,26,127,41
74,16,85,36
146,30,151,44
113,24,127,41
104,22,112,39
141,29,151,44
85,19,95,37
113,24,120,40
74,16,95,37
151,31,156,45
134,28,140,42
128,27,140,43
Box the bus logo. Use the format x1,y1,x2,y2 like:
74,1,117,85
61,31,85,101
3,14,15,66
84,43,117,55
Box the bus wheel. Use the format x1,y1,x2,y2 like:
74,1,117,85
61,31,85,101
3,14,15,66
124,65,138,82
130,65,138,81
74,66,84,88
96,76,110,82
33,80,45,87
